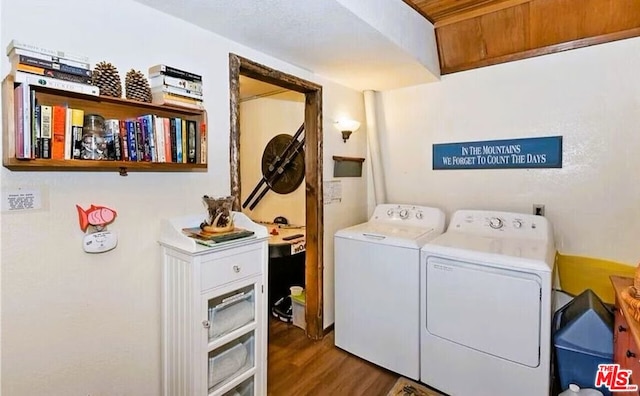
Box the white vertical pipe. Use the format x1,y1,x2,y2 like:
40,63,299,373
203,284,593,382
363,90,387,212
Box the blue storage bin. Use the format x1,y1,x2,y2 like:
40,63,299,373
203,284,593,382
553,289,614,396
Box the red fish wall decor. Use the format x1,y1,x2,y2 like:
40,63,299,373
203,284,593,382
76,204,118,253
76,204,117,232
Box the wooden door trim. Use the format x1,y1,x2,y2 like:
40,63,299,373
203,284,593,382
229,53,324,340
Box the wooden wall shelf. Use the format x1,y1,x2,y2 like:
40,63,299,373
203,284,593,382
3,158,206,173
332,156,365,163
332,156,365,177
2,74,207,175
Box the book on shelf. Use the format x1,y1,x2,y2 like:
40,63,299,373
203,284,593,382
32,104,41,158
71,109,84,159
64,107,73,159
157,91,202,105
174,118,183,163
28,89,39,159
13,62,93,84
154,116,166,163
187,119,197,164
13,71,99,96
148,64,202,82
11,55,91,77
151,91,204,110
8,47,91,70
181,227,255,246
181,119,187,164
6,39,90,64
150,84,203,101
149,74,203,94
118,120,129,161
13,84,25,158
139,115,156,162
125,120,138,162
51,105,66,160
13,84,33,159
163,118,172,163
40,105,52,159
150,116,162,162
169,118,178,163
134,120,144,161
199,123,207,165
104,119,120,160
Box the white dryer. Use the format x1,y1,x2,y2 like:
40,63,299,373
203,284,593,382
420,210,556,396
335,204,445,380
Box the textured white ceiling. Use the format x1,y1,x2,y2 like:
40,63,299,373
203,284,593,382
131,0,440,91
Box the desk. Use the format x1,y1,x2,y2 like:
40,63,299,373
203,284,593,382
263,223,306,308
265,223,306,259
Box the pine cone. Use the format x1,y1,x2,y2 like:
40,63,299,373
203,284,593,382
91,61,122,98
125,69,152,103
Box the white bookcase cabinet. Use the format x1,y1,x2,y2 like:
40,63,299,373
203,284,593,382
159,212,268,396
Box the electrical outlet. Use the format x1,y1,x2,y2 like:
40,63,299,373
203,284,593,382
533,204,545,216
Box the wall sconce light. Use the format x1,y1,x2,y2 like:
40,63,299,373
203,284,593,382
334,119,361,143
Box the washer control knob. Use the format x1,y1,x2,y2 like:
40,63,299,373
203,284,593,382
513,220,523,229
399,209,409,219
415,211,423,220
387,209,395,217
489,217,504,229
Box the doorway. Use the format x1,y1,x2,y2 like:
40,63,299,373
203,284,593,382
229,54,324,340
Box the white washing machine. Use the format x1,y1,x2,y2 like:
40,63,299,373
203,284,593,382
334,204,446,380
420,210,556,396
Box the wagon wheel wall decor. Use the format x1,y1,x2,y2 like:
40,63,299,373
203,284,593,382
260,133,305,194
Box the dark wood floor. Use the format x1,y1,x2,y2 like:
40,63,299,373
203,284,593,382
267,318,400,396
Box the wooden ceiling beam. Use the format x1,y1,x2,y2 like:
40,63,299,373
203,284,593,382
440,26,640,74
434,0,532,27
402,0,434,23
435,0,640,74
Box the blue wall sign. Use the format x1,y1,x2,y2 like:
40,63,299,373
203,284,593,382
432,136,562,170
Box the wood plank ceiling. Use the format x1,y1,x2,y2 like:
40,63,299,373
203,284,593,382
403,0,640,74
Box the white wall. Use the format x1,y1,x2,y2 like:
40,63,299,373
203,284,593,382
0,0,367,394
239,92,306,226
323,84,369,328
376,37,640,265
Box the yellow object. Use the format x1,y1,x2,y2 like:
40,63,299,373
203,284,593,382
291,290,305,304
71,108,84,126
292,291,306,330
557,253,636,304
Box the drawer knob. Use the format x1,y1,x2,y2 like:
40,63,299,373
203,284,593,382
627,350,636,358
619,325,628,332
202,320,210,329
233,265,241,273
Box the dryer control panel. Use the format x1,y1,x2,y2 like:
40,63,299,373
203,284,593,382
371,204,446,232
449,210,551,241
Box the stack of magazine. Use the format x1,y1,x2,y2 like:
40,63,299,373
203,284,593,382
182,226,255,247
